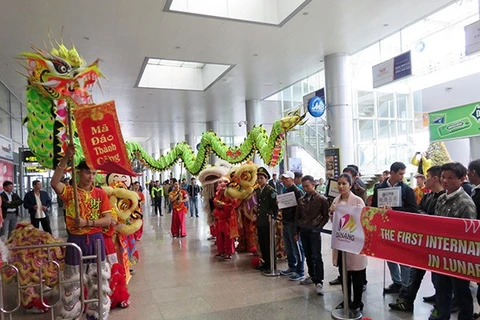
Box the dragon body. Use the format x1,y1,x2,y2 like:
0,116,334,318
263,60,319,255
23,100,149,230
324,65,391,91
21,42,305,174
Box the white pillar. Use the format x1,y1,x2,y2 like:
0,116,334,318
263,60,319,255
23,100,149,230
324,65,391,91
206,120,220,165
185,134,196,179
470,136,480,161
325,53,355,170
246,100,264,165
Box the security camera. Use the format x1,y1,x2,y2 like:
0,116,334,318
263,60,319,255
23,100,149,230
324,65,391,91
238,120,247,127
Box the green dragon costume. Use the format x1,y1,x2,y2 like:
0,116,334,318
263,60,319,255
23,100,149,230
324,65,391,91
20,42,306,174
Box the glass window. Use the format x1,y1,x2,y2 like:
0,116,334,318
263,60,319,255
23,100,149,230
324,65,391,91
378,120,393,139
358,119,374,142
357,91,375,118
10,95,22,121
380,32,401,61
0,84,9,114
291,82,303,103
11,119,23,145
396,94,409,119
0,108,11,138
377,93,395,118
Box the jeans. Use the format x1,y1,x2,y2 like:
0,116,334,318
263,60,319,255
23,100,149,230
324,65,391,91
435,273,473,320
387,261,411,287
300,229,324,284
399,267,426,304
282,222,304,276
2,212,17,240
189,196,199,217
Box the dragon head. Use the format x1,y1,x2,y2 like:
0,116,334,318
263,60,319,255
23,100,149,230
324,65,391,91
280,108,307,132
19,43,103,106
225,163,259,200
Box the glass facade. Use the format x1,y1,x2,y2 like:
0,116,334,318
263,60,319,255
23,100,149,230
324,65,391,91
0,80,25,152
264,0,480,175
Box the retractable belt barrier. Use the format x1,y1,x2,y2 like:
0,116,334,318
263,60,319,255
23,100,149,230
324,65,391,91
271,215,332,235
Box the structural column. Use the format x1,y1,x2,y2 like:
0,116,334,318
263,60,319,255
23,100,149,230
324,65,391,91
324,53,355,170
170,143,180,180
470,137,480,161
245,100,264,165
185,134,196,180
206,120,220,165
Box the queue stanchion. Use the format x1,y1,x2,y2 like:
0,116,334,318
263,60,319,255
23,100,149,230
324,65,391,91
331,251,362,320
263,214,280,277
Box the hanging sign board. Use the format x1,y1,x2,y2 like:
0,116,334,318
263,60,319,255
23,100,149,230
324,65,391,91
372,51,412,88
429,101,480,142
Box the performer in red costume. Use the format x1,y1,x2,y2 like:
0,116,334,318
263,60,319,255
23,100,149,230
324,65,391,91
213,177,237,260
169,179,188,237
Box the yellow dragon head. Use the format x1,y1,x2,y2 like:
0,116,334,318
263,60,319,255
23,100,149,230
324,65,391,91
225,163,259,200
280,108,307,132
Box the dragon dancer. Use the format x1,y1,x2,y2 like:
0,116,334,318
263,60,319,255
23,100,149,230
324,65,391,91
51,144,114,320
213,176,237,260
169,179,189,238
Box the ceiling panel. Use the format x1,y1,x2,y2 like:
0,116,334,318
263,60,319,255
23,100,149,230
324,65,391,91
0,0,456,153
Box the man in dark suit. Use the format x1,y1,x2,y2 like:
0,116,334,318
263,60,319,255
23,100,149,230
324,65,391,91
1,180,23,239
372,161,418,294
255,167,279,271
268,173,283,195
23,180,52,234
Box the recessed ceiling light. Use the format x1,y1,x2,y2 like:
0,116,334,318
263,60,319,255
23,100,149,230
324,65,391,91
164,0,312,27
302,12,309,16
383,23,389,27
137,57,234,91
175,46,181,49
253,54,258,57
319,59,324,62
83,36,90,40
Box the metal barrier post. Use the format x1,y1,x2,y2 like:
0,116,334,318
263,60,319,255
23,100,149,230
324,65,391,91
331,251,362,320
96,239,103,320
263,214,280,277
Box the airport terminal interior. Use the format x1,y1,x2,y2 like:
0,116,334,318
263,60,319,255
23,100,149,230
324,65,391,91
1,0,480,319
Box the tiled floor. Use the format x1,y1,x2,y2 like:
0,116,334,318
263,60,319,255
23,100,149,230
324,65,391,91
6,200,478,319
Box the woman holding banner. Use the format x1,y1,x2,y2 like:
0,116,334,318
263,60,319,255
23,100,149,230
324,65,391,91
329,173,367,311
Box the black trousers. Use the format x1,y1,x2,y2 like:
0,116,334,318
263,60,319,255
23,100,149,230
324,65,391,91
154,198,162,215
337,251,366,305
257,224,272,267
435,273,472,320
300,229,324,284
31,215,52,234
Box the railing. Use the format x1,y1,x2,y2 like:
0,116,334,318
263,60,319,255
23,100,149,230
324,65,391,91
0,241,105,320
288,116,327,166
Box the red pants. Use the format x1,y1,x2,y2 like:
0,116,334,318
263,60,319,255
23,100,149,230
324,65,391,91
216,231,235,255
209,225,217,237
171,209,186,237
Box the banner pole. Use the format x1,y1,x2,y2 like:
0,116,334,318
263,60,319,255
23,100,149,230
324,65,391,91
331,251,362,320
263,214,280,277
383,261,386,297
284,130,289,172
66,103,80,220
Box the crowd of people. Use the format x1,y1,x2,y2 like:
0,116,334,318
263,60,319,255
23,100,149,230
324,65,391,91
2,149,480,320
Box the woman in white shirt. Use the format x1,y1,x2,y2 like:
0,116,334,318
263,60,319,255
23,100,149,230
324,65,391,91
330,173,368,311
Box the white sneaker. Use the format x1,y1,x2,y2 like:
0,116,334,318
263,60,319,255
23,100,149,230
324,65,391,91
315,283,324,295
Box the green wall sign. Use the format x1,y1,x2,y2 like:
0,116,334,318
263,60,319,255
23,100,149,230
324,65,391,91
429,101,480,142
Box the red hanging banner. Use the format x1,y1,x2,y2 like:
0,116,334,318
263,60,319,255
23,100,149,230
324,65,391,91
73,101,135,176
332,206,480,283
